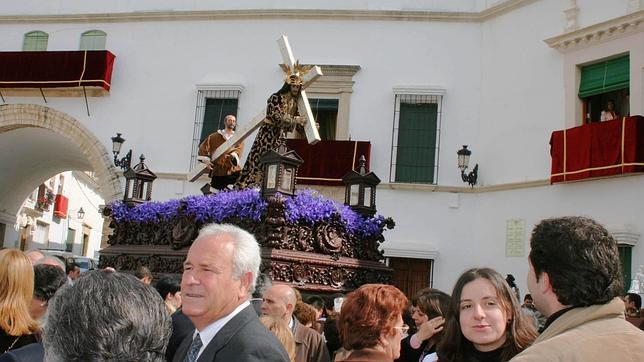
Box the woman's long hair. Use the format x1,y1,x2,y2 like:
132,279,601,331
412,288,451,347
437,268,537,362
0,249,40,335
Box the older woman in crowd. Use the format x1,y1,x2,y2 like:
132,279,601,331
397,288,451,362
336,284,409,362
0,249,40,354
437,268,537,362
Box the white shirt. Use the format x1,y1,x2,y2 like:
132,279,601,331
193,300,251,359
217,129,234,140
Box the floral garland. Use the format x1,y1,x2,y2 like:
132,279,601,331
35,190,55,211
108,189,392,238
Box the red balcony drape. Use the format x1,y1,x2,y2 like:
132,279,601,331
0,50,115,91
550,115,644,183
286,140,371,186
53,194,69,219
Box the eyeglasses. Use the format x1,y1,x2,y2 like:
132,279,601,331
394,324,410,334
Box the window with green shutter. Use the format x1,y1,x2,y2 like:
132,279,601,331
80,30,107,50
23,31,48,51
309,98,339,140
65,228,75,253
200,98,239,144
619,245,632,294
190,89,241,169
579,54,629,98
391,94,441,184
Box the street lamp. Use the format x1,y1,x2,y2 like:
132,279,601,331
457,145,478,187
111,133,132,171
77,207,85,220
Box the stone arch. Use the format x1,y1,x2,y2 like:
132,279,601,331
0,104,121,212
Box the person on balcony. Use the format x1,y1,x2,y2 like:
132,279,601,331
600,99,618,121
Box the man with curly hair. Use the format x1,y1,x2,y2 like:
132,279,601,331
512,216,644,361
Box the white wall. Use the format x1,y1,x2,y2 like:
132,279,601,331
0,0,642,293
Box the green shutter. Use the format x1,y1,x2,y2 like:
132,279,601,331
309,98,339,140
579,55,629,98
200,98,238,143
395,102,437,183
80,30,107,50
23,31,48,51
65,228,75,253
618,245,632,294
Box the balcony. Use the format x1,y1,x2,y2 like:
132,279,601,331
286,139,371,186
0,50,115,97
550,115,644,183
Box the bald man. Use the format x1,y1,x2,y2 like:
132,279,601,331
262,285,330,362
25,250,45,265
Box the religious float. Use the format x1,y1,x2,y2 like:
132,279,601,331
99,188,394,293
99,35,394,293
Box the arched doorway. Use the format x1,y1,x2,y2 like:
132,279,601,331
0,104,121,247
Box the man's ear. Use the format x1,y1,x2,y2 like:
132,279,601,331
239,271,253,297
540,271,554,295
286,302,295,315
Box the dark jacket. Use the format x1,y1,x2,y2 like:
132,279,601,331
0,342,44,362
292,318,330,362
172,305,289,362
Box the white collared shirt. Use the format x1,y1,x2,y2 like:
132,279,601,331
193,300,251,359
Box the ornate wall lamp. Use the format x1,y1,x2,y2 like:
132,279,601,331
76,207,85,220
111,133,132,171
457,145,478,187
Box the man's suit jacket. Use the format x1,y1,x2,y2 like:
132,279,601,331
0,342,44,362
173,305,290,362
166,309,195,362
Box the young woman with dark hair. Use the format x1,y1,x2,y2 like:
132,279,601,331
437,268,537,362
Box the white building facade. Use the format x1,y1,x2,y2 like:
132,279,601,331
12,171,104,258
0,0,642,295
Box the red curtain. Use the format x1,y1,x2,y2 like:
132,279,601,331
286,139,371,186
53,194,69,219
0,50,115,91
550,115,644,183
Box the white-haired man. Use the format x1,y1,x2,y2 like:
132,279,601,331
262,284,330,362
174,223,289,362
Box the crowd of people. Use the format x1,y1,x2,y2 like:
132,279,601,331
1,216,643,361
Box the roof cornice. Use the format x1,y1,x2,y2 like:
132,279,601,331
544,10,644,52
0,1,535,24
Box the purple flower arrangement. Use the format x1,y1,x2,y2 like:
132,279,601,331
108,189,391,238
283,190,389,238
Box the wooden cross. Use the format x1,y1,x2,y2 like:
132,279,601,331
188,35,322,182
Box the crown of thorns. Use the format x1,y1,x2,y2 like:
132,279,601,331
284,61,312,86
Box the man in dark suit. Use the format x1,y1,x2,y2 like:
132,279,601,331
173,223,289,362
166,309,195,361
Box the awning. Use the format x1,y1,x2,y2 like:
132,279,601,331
0,50,115,91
